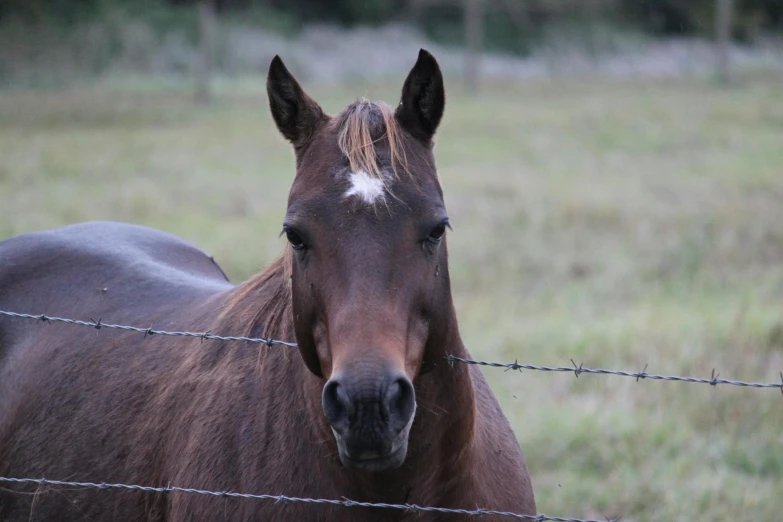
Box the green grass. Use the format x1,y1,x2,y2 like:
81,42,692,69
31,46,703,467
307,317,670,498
2,72,783,521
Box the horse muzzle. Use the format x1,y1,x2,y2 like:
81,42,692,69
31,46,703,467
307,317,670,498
322,371,416,472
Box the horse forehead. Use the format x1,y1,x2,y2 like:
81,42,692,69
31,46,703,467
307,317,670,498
343,169,388,205
334,163,443,214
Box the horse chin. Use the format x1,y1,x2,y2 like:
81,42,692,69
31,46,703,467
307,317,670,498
338,441,409,472
331,427,411,472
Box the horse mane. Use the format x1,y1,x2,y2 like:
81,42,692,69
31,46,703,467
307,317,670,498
336,99,409,183
216,247,293,347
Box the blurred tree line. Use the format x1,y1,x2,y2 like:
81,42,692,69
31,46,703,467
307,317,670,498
2,0,782,56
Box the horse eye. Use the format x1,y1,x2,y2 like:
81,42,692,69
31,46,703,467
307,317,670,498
285,229,305,250
428,224,446,243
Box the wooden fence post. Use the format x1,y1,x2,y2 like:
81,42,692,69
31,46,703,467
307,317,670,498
196,0,217,104
715,0,735,84
464,0,483,94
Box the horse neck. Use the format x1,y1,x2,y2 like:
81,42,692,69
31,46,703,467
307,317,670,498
406,312,477,478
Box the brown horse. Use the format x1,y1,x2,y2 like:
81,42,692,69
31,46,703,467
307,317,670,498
0,49,536,521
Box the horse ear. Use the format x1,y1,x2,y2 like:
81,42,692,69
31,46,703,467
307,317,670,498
395,48,445,142
266,55,326,147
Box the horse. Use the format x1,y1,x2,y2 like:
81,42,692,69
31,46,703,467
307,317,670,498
0,49,536,521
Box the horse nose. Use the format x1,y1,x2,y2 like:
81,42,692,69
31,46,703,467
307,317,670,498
322,378,354,435
321,373,415,436
381,376,415,431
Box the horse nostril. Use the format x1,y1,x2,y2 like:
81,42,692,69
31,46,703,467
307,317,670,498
383,376,415,429
322,379,352,432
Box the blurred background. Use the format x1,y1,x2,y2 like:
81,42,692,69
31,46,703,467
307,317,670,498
1,1,782,520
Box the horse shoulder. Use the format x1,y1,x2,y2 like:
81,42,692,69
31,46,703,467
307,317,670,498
467,364,537,516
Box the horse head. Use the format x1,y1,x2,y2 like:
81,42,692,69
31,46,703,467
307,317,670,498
267,49,454,472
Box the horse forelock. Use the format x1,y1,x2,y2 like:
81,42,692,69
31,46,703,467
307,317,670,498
336,99,410,184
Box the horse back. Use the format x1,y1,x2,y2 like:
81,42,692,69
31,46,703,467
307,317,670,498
0,221,233,354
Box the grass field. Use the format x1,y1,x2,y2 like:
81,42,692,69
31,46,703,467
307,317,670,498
1,71,782,521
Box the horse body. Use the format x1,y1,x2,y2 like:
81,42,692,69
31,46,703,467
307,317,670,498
0,221,236,520
0,50,536,521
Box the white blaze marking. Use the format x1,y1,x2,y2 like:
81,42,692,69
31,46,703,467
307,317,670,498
344,169,386,205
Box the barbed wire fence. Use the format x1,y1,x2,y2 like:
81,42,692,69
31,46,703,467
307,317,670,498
1,307,781,521
0,310,299,347
2,309,782,391
0,477,609,522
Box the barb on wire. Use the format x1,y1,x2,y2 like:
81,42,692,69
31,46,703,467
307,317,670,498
0,477,616,522
0,310,298,348
444,355,783,392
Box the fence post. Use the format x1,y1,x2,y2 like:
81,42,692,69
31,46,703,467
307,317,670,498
196,0,217,104
463,0,483,94
715,0,734,84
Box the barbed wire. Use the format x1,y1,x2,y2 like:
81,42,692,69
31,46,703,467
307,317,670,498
0,477,615,522
2,308,781,392
0,310,298,348
444,355,783,393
